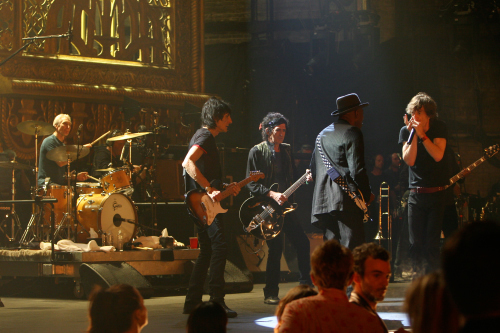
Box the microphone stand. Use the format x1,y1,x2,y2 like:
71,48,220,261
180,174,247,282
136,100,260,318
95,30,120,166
0,29,71,67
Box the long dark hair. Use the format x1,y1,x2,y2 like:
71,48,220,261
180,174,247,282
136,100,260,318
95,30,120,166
260,112,289,141
87,284,143,333
201,97,232,129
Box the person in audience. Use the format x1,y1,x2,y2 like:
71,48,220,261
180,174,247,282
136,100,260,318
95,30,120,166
274,285,318,332
350,243,391,333
442,220,500,332
186,301,228,333
87,284,148,333
277,239,385,333
403,271,460,333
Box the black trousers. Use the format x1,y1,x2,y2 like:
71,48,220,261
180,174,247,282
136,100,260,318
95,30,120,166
322,209,365,250
264,212,312,298
184,215,227,309
408,191,445,276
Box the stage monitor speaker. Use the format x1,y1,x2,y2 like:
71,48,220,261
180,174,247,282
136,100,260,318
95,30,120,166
203,260,253,294
79,262,154,299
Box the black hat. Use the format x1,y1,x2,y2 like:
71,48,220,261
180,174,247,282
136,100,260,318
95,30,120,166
331,93,369,116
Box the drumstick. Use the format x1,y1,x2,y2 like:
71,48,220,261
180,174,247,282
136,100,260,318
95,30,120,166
89,130,111,146
87,175,100,182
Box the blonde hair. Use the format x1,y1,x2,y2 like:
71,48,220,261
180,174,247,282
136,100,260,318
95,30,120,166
53,114,72,127
404,271,460,333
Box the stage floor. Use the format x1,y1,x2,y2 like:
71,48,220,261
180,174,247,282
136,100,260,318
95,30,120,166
0,281,412,332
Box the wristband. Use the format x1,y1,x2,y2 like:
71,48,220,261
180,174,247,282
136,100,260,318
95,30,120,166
421,135,428,142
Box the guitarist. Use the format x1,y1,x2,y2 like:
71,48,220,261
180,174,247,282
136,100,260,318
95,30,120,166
399,92,448,278
182,97,239,318
246,113,312,305
309,93,373,251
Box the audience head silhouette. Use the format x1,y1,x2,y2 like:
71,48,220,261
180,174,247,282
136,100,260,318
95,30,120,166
404,271,460,333
87,284,148,333
186,301,228,333
311,239,354,290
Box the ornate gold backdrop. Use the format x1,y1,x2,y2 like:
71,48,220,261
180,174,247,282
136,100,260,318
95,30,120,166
0,0,209,161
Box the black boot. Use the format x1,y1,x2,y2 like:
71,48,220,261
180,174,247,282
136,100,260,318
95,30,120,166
211,299,237,318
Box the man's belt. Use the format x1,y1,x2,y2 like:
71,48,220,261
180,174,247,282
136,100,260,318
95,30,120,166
410,186,446,194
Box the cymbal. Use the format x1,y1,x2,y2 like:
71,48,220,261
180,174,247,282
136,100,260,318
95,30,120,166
46,145,90,162
17,120,55,136
0,161,32,170
107,132,151,141
95,167,116,172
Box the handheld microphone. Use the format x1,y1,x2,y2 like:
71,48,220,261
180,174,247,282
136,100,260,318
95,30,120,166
77,123,83,136
407,128,416,144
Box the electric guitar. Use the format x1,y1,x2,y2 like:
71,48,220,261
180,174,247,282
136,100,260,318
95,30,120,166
444,144,499,189
185,171,264,229
239,170,310,240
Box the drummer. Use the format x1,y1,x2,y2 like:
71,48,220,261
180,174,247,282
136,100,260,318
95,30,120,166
92,129,127,178
38,114,89,187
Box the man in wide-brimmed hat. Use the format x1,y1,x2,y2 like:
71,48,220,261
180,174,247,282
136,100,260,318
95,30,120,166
307,93,374,250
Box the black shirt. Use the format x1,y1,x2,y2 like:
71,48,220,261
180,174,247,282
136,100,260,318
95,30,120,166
399,119,448,188
38,134,66,186
92,145,124,178
184,128,221,192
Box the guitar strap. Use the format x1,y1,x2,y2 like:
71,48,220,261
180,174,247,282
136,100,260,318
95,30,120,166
315,135,357,195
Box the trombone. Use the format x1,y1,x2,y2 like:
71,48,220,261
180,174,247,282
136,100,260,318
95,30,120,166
375,182,392,254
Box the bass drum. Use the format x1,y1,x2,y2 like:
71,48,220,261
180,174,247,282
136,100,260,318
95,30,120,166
76,193,137,247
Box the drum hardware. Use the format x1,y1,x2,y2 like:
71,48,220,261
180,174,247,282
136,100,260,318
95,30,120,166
17,120,56,243
0,159,26,244
375,182,392,254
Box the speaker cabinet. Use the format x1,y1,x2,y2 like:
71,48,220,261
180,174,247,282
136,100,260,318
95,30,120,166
202,260,253,294
79,262,154,298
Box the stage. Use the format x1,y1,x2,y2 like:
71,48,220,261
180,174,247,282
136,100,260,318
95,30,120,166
0,281,412,333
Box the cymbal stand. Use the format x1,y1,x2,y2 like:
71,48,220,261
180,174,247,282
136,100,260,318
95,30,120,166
73,127,89,242
20,126,43,245
147,111,162,235
0,164,23,245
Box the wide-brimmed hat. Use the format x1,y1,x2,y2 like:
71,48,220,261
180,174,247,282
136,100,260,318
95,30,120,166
331,93,369,116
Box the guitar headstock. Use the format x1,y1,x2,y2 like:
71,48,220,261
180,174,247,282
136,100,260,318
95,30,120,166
249,171,265,181
485,144,500,158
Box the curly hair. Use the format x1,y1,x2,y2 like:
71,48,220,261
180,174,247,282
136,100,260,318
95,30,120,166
311,239,353,290
201,97,232,129
405,92,438,119
352,242,390,277
259,112,289,141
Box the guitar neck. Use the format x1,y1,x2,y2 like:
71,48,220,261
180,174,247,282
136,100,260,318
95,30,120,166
283,172,308,198
449,156,486,186
216,176,254,201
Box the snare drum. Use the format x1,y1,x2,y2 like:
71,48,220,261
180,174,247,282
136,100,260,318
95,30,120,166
76,182,104,195
101,169,133,195
76,193,137,247
38,185,73,229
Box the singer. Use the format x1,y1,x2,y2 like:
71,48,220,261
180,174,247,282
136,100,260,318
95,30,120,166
398,92,448,278
38,114,89,186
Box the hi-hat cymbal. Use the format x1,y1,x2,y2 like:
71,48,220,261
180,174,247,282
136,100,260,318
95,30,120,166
17,120,55,136
107,132,151,141
46,145,90,162
0,161,32,170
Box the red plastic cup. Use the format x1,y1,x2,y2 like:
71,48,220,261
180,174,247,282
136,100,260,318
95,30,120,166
189,237,198,249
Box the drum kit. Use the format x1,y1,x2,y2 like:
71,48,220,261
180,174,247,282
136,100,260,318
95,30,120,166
0,120,159,249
